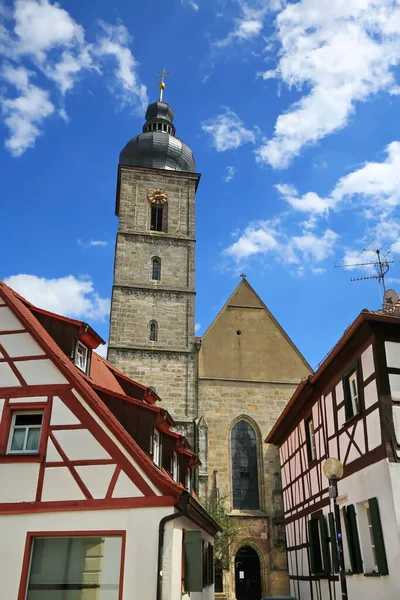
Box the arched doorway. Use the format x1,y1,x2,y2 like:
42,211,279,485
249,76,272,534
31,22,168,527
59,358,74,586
234,546,261,600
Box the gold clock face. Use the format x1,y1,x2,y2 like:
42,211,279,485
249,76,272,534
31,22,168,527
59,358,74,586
147,188,168,204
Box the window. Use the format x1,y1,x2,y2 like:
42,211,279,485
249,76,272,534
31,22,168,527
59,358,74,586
231,420,259,510
25,535,123,599
8,412,43,454
308,511,331,575
214,558,223,592
172,452,179,482
151,204,164,231
185,468,192,492
150,320,158,342
357,498,389,575
152,257,161,281
305,416,316,463
152,429,161,467
343,365,360,420
342,504,363,573
75,341,89,372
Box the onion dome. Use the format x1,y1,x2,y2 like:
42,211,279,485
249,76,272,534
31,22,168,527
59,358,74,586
119,76,196,172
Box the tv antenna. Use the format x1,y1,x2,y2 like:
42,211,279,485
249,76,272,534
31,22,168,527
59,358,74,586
335,243,400,306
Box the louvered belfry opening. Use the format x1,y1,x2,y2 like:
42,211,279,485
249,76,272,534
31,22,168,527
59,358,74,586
151,204,164,231
231,420,260,510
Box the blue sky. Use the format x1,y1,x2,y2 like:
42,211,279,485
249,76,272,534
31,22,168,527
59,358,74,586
1,0,400,368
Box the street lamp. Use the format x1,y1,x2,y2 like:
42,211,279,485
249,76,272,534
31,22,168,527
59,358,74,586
323,458,347,600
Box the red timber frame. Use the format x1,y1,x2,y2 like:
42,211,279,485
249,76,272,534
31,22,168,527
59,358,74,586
17,530,126,600
0,283,220,538
268,317,396,600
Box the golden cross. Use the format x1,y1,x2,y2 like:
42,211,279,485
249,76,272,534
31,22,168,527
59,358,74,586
157,67,170,101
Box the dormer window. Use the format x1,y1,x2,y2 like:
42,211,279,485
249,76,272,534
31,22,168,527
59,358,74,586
75,341,89,372
152,429,161,467
185,468,192,492
172,452,179,482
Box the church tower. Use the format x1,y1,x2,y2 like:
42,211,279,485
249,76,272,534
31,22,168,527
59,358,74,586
108,74,199,441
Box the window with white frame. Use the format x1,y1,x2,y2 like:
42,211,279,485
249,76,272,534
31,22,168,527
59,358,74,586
172,451,179,482
185,468,192,492
152,429,161,467
25,535,123,599
305,415,316,463
356,499,388,574
343,365,360,420
75,341,89,372
7,412,43,454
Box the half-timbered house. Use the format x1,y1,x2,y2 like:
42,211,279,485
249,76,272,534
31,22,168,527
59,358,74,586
0,280,219,600
266,307,400,600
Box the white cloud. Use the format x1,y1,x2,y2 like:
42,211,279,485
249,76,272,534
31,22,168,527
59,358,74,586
0,64,54,156
257,0,400,168
4,274,110,321
276,141,400,217
195,323,201,333
182,0,199,11
223,220,280,263
311,267,326,275
223,218,338,272
223,166,236,182
0,2,147,155
215,2,270,47
96,22,148,113
202,109,256,151
276,183,332,214
78,239,109,248
95,344,108,358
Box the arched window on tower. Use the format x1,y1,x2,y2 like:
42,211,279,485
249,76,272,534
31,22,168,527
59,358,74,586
151,257,161,281
149,320,158,342
231,420,260,510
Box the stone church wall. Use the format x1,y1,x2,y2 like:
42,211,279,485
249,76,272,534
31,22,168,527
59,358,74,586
199,378,298,597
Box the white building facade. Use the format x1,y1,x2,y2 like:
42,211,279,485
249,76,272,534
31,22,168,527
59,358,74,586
0,280,218,600
266,309,400,600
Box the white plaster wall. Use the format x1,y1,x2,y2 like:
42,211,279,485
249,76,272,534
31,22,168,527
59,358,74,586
52,429,111,461
0,463,39,502
361,344,375,380
0,332,45,357
0,506,215,600
336,459,400,600
0,306,24,331
364,379,378,409
287,460,400,600
0,507,167,600
15,359,68,385
385,341,400,369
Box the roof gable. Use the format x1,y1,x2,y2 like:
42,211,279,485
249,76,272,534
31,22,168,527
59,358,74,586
199,279,311,381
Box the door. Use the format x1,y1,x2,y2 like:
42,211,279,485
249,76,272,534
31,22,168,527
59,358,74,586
235,546,261,600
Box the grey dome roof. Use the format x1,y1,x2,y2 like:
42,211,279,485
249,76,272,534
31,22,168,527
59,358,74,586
119,100,196,172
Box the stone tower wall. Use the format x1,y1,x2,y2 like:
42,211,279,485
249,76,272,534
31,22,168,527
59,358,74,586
109,165,199,421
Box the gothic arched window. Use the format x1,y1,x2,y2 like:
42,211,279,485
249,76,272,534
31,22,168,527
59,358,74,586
231,420,259,510
149,320,158,342
152,257,161,281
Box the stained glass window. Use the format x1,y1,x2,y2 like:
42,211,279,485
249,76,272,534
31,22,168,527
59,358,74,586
231,421,259,510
